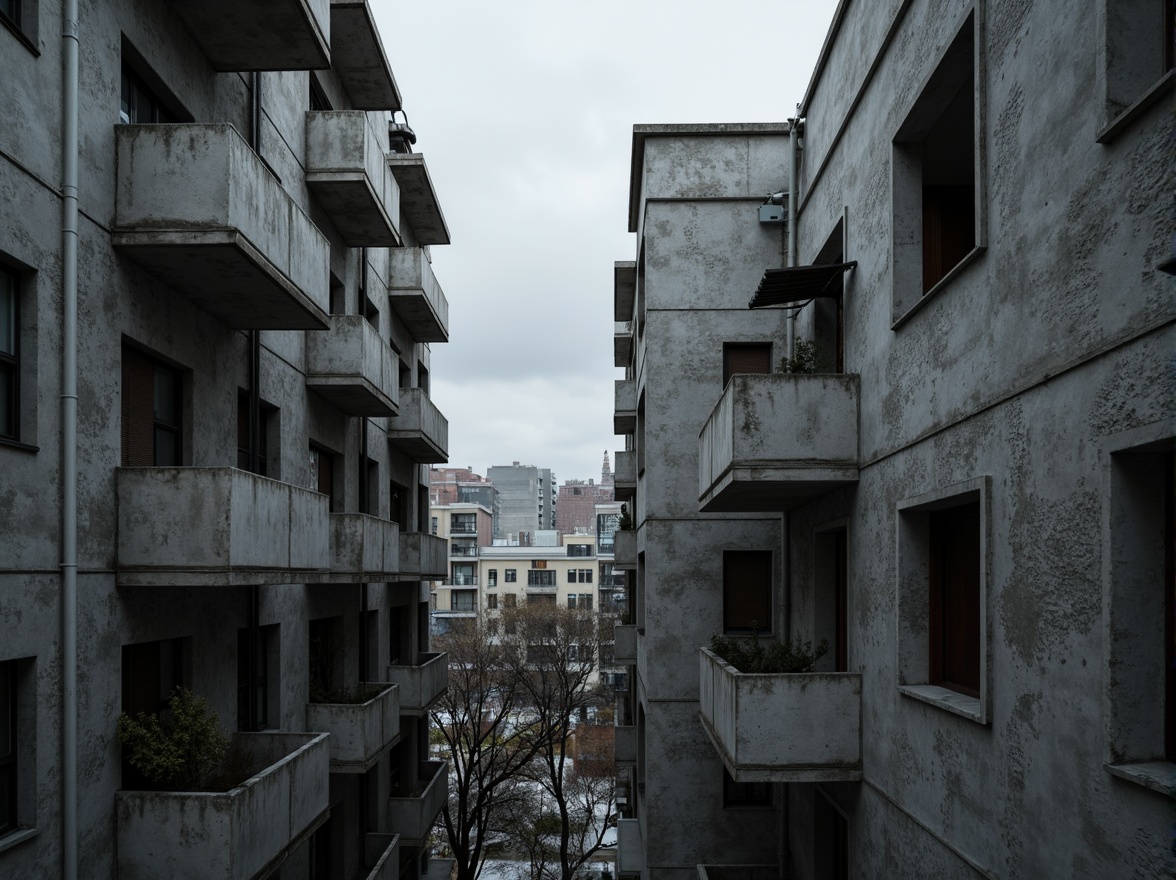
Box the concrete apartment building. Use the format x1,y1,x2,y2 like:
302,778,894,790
486,462,557,541
553,452,616,536
1,2,456,878
612,2,1173,878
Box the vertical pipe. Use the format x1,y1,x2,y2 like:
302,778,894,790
61,2,80,878
786,118,801,360
246,72,263,731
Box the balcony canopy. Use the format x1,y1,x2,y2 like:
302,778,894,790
749,261,857,309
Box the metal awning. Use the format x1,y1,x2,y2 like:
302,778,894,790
749,261,857,308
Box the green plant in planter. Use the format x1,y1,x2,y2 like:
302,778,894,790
618,504,632,531
710,631,828,674
779,339,819,375
117,688,230,791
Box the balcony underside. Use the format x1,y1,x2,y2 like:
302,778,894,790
700,710,862,783
699,465,860,513
387,431,446,464
329,1,402,110
113,233,330,330
307,375,397,417
169,0,330,71
388,291,447,342
614,412,636,435
306,175,399,246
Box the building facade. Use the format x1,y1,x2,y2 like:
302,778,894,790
428,466,499,522
486,462,557,541
429,501,494,634
554,453,616,537
1,2,455,878
613,2,1173,878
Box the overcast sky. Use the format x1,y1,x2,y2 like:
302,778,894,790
370,1,841,484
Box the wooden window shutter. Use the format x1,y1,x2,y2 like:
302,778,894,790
121,346,155,467
723,344,772,386
723,551,772,632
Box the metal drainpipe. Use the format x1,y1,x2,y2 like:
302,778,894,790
358,248,369,683
246,72,263,732
61,1,80,876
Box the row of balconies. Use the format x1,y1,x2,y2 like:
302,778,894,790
116,657,449,880
115,468,449,586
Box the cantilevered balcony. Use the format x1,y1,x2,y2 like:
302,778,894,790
698,647,861,782
306,315,399,416
386,651,448,715
398,532,448,580
328,512,399,582
387,154,451,245
615,725,637,767
698,374,860,512
614,624,638,665
614,321,633,367
116,732,329,880
617,819,647,876
614,450,636,503
388,389,448,463
113,124,329,329
386,247,449,342
306,684,400,772
614,261,636,322
361,833,400,880
328,1,402,110
614,379,637,435
613,530,636,571
116,468,329,586
305,111,400,245
387,760,448,846
169,0,330,71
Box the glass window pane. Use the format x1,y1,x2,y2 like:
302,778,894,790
0,272,14,356
0,667,10,757
154,366,176,424
154,427,178,466
0,0,19,27
0,364,12,438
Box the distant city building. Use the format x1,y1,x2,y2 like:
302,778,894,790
429,501,495,635
429,466,499,523
554,452,616,536
486,462,557,540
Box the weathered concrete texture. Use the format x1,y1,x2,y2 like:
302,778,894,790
328,513,401,581
612,530,637,570
386,247,449,342
112,124,331,329
115,731,330,880
615,321,634,367
386,154,451,246
387,388,448,463
169,0,331,72
328,1,402,111
362,832,401,880
397,533,449,580
306,314,400,416
386,759,447,846
614,624,638,664
614,378,637,434
385,652,448,715
615,725,638,766
306,684,400,771
698,648,861,782
699,374,859,512
614,261,637,322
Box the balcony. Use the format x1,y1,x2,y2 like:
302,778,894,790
361,833,400,880
614,379,636,434
444,575,479,587
698,647,861,782
388,389,448,463
116,468,329,586
385,652,448,715
613,530,636,571
113,124,329,330
614,261,636,322
614,321,633,367
449,523,478,535
449,544,478,558
169,0,330,71
116,731,329,880
305,111,399,246
387,154,451,245
327,513,400,582
328,1,402,110
386,247,449,342
306,315,399,416
615,725,637,767
616,818,647,876
614,624,638,665
387,760,448,846
305,684,400,772
614,450,636,503
398,532,448,580
699,373,860,512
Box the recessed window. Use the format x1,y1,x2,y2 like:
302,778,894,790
0,660,17,835
722,768,770,807
121,345,183,467
120,64,177,125
487,569,498,587
1097,0,1175,140
929,503,981,696
504,569,517,583
237,624,279,732
487,594,498,610
0,267,17,440
0,657,34,841
723,551,772,634
237,392,278,477
121,638,187,789
310,444,336,512
527,570,556,587
723,343,772,387
0,0,38,54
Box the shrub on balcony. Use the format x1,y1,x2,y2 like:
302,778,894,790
778,339,818,374
117,688,231,791
710,632,828,674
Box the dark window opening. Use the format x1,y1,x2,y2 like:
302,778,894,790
121,638,186,789
237,624,277,732
928,502,981,696
237,392,277,476
1166,452,1175,759
0,660,17,834
121,345,183,467
309,617,343,701
722,768,770,807
417,362,430,395
0,0,20,29
723,343,772,387
310,444,336,512
0,266,18,440
309,74,332,111
814,791,850,880
723,551,772,634
120,64,177,125
919,75,975,292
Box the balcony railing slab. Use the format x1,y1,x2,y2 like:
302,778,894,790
615,725,637,767
613,530,636,571
327,513,400,582
361,832,400,880
386,247,449,342
385,652,448,715
307,315,399,416
614,450,637,503
388,389,448,463
387,760,448,846
614,261,636,322
614,379,637,435
614,321,634,367
398,532,449,580
614,624,638,665
617,818,647,875
306,684,400,772
387,154,451,245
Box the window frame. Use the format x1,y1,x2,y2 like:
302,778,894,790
896,476,991,724
504,569,517,583
0,656,35,850
0,0,39,56
722,550,774,635
1095,0,1176,142
722,342,773,388
0,266,18,442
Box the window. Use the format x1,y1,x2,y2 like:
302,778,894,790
309,445,336,512
1097,0,1175,141
121,345,183,466
0,0,19,27
723,343,772,387
120,63,177,124
504,569,517,583
723,551,772,633
121,638,186,788
487,569,498,587
567,569,576,584
528,570,556,587
580,593,593,611
309,74,332,111
0,267,16,441
582,569,593,584
504,593,517,609
431,516,438,535
722,768,770,807
451,513,476,534
237,625,279,732
814,526,850,672
309,617,343,701
0,0,38,53
532,559,547,569
487,594,498,610
892,11,983,322
0,661,15,835
451,592,475,613
237,392,277,477
567,544,591,557
896,477,990,723
814,790,850,880
0,657,32,841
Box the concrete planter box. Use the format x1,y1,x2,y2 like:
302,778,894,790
614,261,636,322
614,624,638,665
614,379,637,434
613,530,637,571
306,111,399,245
116,468,329,586
615,725,637,767
699,373,860,513
387,760,448,846
614,321,634,367
386,652,448,715
116,731,330,880
113,124,329,330
307,315,399,416
328,513,400,581
698,647,861,782
422,857,456,880
306,684,400,772
617,818,646,874
388,389,448,463
170,0,330,71
387,154,451,246
614,450,637,503
398,532,449,580
386,247,449,342
329,1,402,110
362,833,400,880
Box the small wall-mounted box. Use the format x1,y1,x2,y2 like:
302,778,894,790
759,204,785,224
